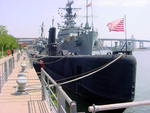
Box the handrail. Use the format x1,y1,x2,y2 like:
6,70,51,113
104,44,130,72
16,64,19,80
0,53,20,93
26,50,34,68
88,100,150,112
41,68,77,113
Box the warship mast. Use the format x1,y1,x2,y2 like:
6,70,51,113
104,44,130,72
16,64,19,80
85,0,91,29
40,22,44,38
58,0,81,27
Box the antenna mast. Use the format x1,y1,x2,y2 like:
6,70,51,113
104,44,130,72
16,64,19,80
41,22,44,38
52,16,54,27
85,0,90,29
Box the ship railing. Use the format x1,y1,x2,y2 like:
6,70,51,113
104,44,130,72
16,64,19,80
41,68,77,113
88,100,150,113
0,55,16,93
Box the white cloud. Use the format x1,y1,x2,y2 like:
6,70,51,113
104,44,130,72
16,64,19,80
121,0,150,7
93,0,117,6
93,0,150,7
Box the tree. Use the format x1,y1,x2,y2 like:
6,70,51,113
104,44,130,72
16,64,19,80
0,25,8,35
0,25,19,51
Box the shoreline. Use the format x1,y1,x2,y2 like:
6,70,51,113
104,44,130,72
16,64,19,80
134,48,150,51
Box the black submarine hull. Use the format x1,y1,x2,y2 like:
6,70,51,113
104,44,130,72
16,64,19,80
33,54,136,105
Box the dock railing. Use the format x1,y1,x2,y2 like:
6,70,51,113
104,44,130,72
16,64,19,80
41,68,77,113
0,53,20,93
88,100,150,112
26,50,33,68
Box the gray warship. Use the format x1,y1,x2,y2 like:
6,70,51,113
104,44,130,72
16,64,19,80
34,22,48,55
57,0,98,55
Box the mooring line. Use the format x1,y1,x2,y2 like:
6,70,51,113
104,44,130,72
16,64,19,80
58,54,124,85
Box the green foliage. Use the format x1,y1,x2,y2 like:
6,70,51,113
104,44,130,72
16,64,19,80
51,93,57,106
0,51,8,58
0,25,19,51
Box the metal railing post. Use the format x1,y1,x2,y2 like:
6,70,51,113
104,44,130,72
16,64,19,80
10,58,12,74
30,54,33,69
2,63,3,79
70,101,77,113
56,85,65,113
13,57,15,69
4,61,8,82
41,68,46,100
9,59,11,75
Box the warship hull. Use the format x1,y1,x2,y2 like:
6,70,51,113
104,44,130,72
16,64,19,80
59,31,98,55
33,54,136,106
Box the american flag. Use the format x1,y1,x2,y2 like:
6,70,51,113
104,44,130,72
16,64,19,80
86,2,92,7
107,18,124,32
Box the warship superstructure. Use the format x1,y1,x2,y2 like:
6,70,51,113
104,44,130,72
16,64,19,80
57,0,98,55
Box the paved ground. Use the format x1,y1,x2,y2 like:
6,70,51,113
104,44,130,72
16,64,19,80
0,52,50,113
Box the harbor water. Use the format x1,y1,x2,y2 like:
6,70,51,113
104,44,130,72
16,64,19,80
65,50,150,113
124,50,150,113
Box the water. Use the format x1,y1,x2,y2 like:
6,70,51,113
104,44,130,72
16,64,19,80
66,50,150,113
93,50,150,113
124,50,150,113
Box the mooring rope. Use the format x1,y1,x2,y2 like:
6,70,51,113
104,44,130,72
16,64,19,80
56,60,106,82
58,54,124,85
33,55,67,64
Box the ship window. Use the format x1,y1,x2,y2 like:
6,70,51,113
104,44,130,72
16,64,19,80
70,33,77,37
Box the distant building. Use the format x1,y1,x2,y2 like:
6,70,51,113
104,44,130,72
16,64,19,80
17,38,38,47
21,42,27,48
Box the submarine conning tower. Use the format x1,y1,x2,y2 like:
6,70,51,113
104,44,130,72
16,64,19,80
48,27,59,56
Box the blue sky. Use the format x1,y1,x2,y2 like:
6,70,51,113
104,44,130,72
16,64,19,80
1,0,150,40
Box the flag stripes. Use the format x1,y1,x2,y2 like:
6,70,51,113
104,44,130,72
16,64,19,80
107,18,124,32
86,2,92,7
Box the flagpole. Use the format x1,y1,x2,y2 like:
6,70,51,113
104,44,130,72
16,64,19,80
85,0,89,28
86,0,88,23
91,2,93,30
124,15,127,52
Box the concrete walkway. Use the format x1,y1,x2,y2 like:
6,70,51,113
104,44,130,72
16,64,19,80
0,52,50,113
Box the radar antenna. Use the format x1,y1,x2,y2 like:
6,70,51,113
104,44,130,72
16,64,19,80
40,22,44,38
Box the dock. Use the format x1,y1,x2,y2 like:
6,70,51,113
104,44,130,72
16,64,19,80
0,52,50,113
1,51,150,113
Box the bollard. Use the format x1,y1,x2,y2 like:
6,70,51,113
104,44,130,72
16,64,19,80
14,76,29,95
18,73,27,77
20,62,27,72
16,77,27,92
